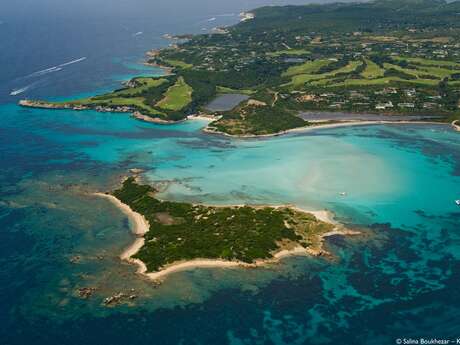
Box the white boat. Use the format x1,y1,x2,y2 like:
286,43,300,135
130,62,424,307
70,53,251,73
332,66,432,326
10,86,30,96
339,192,347,196
456,200,460,206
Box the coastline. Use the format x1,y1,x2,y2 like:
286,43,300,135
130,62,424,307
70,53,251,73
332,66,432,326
94,191,354,282
19,97,452,138
92,193,151,275
93,193,149,236
203,119,449,139
132,111,187,125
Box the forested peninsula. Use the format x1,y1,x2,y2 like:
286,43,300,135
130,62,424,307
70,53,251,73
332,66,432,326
21,0,460,135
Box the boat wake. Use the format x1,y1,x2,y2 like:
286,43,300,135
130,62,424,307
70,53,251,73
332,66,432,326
215,13,236,17
29,66,63,78
9,83,36,96
10,57,86,96
24,57,87,78
197,17,219,25
58,57,87,67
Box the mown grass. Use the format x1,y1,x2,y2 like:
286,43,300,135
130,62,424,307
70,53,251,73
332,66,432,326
58,78,167,104
329,76,439,87
283,55,460,89
216,86,256,95
54,77,169,115
361,58,385,79
267,49,310,57
156,76,193,111
286,60,363,87
383,62,459,81
113,78,168,96
164,59,193,69
283,59,333,77
393,56,460,68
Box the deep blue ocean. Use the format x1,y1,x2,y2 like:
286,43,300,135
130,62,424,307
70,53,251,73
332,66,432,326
1,1,460,344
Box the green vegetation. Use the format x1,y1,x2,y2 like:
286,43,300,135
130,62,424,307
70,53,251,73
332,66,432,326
156,77,193,111
393,56,460,68
163,59,193,69
285,60,363,87
113,178,333,272
22,0,460,135
216,86,256,95
267,49,310,57
210,105,307,136
283,59,333,77
361,58,386,79
50,77,172,116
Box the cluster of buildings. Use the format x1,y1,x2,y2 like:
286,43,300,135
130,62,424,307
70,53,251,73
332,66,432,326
294,87,445,112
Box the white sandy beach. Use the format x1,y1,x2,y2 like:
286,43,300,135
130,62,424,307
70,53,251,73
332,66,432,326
144,246,316,281
203,119,448,139
93,193,149,236
187,114,219,121
132,112,186,125
93,193,152,275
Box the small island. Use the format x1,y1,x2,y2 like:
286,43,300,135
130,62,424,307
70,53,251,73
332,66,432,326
99,177,341,280
20,0,460,136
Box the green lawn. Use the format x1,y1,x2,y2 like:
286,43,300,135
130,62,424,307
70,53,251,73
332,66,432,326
283,59,333,77
113,78,168,96
384,62,456,81
267,49,310,57
286,60,362,87
156,77,193,111
58,77,167,104
216,86,256,95
418,65,459,79
164,59,193,69
361,58,385,79
393,56,460,69
50,77,170,116
329,76,439,88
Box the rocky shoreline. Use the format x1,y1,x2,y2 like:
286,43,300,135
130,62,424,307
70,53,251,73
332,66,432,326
19,99,134,114
19,99,90,111
20,99,453,138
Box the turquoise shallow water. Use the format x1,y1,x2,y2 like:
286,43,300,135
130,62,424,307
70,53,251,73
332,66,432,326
150,124,460,226
1,102,460,344
1,0,460,341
